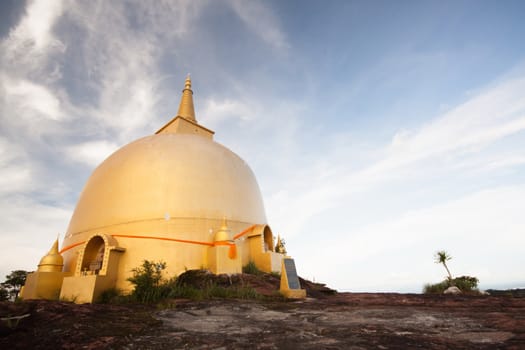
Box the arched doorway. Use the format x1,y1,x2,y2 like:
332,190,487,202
263,226,274,252
80,236,105,275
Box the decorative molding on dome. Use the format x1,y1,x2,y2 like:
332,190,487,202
156,116,215,139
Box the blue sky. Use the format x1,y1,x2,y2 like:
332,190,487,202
1,0,524,292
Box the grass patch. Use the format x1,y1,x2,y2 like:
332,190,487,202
170,270,261,300
242,261,263,275
97,288,128,304
168,284,260,300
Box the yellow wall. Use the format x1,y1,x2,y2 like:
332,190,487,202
21,271,70,300
208,245,242,274
60,275,117,303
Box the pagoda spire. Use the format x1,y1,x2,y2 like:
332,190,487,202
155,75,214,137
176,74,196,123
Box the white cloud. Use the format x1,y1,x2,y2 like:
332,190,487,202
228,0,288,49
200,98,254,126
61,1,203,141
1,0,65,76
385,77,525,166
17,0,64,50
483,154,525,171
0,166,32,196
0,0,68,139
452,151,525,175
1,77,64,121
131,1,204,38
66,140,120,167
0,137,32,195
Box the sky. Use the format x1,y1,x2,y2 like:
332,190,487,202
1,0,524,293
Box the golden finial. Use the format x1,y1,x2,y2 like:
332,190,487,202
184,74,191,89
220,216,228,230
177,75,196,122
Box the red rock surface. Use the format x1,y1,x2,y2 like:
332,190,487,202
1,292,524,349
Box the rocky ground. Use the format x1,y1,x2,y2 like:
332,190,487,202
1,280,524,349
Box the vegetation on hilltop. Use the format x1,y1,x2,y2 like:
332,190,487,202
1,270,28,301
424,251,480,294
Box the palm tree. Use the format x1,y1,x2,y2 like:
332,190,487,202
435,250,453,282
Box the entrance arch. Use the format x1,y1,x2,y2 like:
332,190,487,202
80,236,105,274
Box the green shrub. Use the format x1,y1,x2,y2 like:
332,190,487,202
127,260,168,303
125,263,264,304
242,261,262,275
453,275,479,292
423,280,449,294
423,275,479,294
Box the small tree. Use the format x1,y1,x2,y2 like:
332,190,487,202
1,270,28,300
127,260,167,303
434,251,453,282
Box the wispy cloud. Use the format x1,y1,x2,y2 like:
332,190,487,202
483,154,525,171
383,76,525,167
10,0,64,50
265,73,525,240
0,137,32,195
63,2,162,140
201,98,255,126
228,0,288,50
65,140,120,167
2,77,64,121
1,0,65,75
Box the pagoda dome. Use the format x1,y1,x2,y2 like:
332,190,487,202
64,132,267,237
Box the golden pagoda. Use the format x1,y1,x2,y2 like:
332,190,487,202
21,77,287,303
